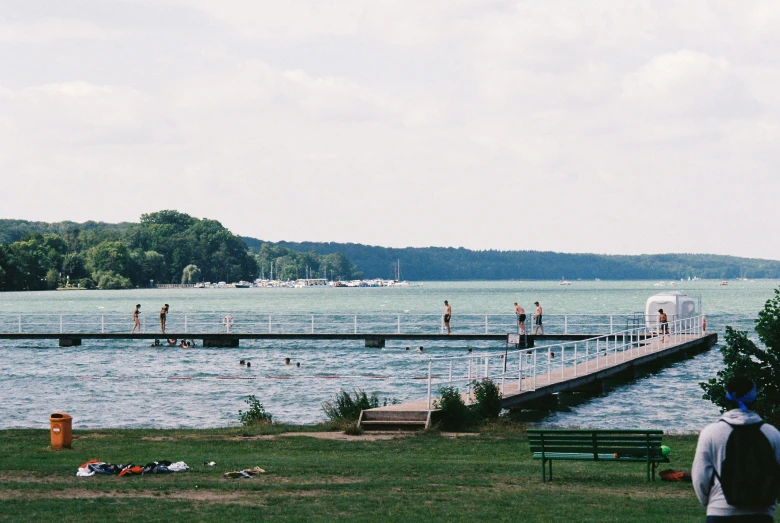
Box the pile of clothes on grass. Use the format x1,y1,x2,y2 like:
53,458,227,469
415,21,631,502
77,459,189,477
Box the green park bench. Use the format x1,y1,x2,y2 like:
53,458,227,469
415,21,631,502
527,429,669,482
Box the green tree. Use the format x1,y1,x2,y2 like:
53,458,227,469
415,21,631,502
86,241,134,277
45,268,60,290
181,264,201,284
701,287,780,426
143,250,167,284
61,253,87,280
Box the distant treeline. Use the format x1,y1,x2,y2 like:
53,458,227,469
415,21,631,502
3,214,779,292
0,213,360,291
242,238,780,281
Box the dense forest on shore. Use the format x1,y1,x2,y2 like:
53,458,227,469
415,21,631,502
243,238,780,281
0,213,360,291
2,214,780,291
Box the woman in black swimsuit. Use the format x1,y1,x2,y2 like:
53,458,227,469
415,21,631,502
160,304,169,334
132,304,141,333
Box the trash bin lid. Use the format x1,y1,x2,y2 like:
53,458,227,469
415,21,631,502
50,413,72,421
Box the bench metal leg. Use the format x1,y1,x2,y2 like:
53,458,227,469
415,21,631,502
541,459,553,482
548,459,553,482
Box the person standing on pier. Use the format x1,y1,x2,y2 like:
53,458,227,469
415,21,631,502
443,300,452,335
658,309,669,340
132,304,141,333
160,304,169,334
514,302,526,335
533,301,543,335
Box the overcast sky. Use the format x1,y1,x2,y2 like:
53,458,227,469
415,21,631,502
1,1,778,259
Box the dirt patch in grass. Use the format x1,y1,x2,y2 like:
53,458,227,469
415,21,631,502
0,488,267,506
75,433,110,439
0,472,62,484
225,431,410,442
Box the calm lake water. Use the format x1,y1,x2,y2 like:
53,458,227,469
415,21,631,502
1,280,776,432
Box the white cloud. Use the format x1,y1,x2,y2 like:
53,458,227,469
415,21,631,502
1,1,780,259
0,19,112,44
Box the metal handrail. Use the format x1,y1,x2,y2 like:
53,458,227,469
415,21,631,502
0,312,664,335
423,315,705,408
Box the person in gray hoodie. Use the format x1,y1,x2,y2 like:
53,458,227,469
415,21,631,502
692,376,780,522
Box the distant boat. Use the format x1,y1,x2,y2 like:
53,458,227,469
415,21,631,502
234,281,251,288
653,282,665,287
559,277,571,286
594,278,601,282
719,281,729,286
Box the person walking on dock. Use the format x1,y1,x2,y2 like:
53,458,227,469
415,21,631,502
132,304,141,333
658,309,669,340
443,300,452,335
514,302,526,335
160,304,169,334
533,301,543,335
692,375,780,521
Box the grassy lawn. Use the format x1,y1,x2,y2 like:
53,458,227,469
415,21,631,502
0,424,704,522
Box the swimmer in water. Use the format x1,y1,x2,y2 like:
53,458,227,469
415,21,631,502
284,358,291,365
240,359,245,365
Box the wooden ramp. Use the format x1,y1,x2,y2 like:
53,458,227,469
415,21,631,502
359,332,717,430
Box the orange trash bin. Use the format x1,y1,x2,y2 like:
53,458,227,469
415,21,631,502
49,413,73,449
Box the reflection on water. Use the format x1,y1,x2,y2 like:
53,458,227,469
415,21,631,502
1,281,775,431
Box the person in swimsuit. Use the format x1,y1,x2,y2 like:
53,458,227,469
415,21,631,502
443,300,452,335
132,304,141,333
533,301,544,335
514,302,526,335
658,309,669,338
160,304,169,334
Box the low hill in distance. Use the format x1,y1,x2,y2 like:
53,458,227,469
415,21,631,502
243,237,780,281
1,217,778,283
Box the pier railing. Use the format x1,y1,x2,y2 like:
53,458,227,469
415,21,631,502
421,315,705,408
0,312,654,336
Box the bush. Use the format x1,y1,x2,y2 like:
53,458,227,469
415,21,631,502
701,287,780,426
238,395,273,426
94,270,132,290
471,379,503,420
434,386,474,431
322,389,380,422
77,278,95,290
343,423,363,436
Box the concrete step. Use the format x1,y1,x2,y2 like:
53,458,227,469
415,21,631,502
358,409,436,430
360,410,430,422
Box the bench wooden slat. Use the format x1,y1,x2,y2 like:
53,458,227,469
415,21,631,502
526,429,664,436
532,452,670,463
530,446,665,455
528,434,663,440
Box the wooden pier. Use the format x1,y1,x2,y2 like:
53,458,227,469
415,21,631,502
359,330,717,430
0,331,655,348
